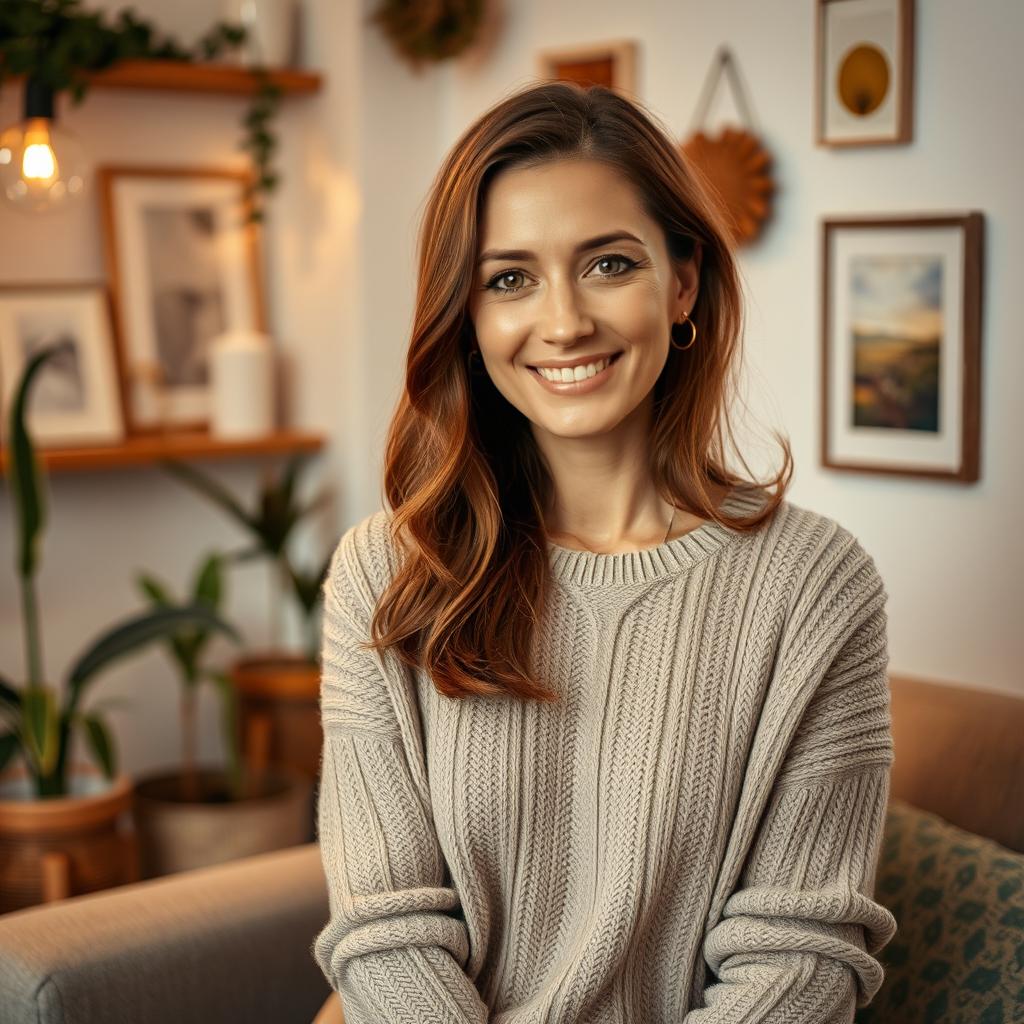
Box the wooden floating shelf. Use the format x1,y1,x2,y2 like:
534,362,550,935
6,60,323,98
0,429,326,474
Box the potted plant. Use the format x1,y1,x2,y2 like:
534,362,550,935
129,551,314,878
0,342,240,911
0,0,284,221
160,454,333,782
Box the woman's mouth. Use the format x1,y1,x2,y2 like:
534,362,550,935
528,352,623,395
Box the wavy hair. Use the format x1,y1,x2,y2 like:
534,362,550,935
363,80,793,704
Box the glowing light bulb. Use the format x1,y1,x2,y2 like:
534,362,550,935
0,79,90,214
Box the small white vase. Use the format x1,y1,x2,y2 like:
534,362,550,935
223,0,297,67
210,329,276,438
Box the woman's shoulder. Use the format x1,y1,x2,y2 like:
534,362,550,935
763,493,888,631
325,507,405,606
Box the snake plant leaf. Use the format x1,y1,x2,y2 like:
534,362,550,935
22,684,59,776
66,604,242,698
81,713,117,780
0,730,20,775
8,342,63,578
159,458,255,532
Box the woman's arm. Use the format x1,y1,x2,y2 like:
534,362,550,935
311,524,490,1024
684,552,898,1023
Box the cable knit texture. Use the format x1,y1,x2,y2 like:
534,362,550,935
311,486,897,1023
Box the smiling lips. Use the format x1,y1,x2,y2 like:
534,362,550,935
528,351,623,393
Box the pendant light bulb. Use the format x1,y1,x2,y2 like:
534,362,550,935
0,78,90,214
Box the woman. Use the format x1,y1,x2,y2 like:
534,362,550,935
312,81,896,1023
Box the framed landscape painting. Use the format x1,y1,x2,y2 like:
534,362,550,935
820,212,984,482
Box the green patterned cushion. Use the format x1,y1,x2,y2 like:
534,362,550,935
855,797,1024,1024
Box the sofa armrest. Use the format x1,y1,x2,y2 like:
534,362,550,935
0,842,332,1024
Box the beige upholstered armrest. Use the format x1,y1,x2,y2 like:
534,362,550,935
0,842,332,1024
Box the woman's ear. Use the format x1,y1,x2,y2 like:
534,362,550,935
674,241,703,312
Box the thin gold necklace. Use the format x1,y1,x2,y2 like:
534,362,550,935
552,504,677,554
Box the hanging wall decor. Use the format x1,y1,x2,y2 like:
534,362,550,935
99,165,267,435
536,40,637,98
679,47,775,247
369,0,485,70
820,212,984,482
815,0,915,146
0,283,125,448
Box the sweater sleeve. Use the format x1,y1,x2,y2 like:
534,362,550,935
685,558,898,1023
311,525,490,1024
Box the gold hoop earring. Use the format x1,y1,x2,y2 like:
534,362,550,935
671,311,697,351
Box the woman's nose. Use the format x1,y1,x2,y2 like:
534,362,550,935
536,283,595,343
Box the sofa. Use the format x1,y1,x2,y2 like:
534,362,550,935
0,674,1021,1024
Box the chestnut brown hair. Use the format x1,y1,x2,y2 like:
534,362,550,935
363,80,792,704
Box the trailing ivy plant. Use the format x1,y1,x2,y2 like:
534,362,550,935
0,0,283,221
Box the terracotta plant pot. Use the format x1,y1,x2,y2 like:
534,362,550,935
132,762,313,879
230,650,322,782
0,761,138,913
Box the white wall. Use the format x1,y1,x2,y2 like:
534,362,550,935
1,0,1020,784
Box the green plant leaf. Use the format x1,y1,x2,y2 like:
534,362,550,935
159,458,255,532
22,684,59,776
193,552,223,607
7,342,62,579
66,604,242,699
81,713,117,779
136,570,173,607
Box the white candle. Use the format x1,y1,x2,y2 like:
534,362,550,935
209,329,276,438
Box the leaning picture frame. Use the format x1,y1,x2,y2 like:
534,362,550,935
98,165,266,435
815,0,915,146
820,212,984,482
536,40,638,98
0,282,125,449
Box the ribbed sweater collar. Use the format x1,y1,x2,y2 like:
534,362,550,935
546,486,766,587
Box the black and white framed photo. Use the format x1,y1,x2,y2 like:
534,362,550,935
99,165,266,434
821,213,984,482
0,283,125,448
815,0,914,146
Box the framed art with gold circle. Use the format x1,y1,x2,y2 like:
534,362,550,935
815,0,915,146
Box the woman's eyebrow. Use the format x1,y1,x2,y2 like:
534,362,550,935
476,230,646,266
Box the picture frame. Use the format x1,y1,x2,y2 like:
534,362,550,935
98,165,267,435
536,40,637,98
821,212,984,482
815,0,914,146
0,283,125,449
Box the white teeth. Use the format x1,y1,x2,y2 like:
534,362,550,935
536,356,611,383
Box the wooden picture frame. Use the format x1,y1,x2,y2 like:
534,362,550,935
536,40,637,98
821,212,984,482
98,165,266,435
0,283,125,449
815,0,914,146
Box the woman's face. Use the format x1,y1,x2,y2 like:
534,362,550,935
467,157,701,442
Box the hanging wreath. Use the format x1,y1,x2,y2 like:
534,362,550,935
368,0,486,69
679,47,775,247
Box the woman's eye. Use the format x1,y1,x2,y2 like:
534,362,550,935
486,270,528,293
484,254,637,295
591,254,637,277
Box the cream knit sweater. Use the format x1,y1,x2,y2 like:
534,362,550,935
311,486,897,1022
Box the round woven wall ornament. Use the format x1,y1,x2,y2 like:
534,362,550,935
681,126,774,246
679,47,776,247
